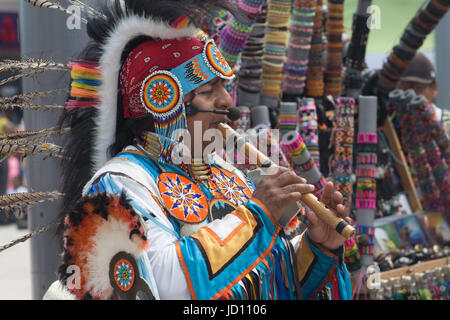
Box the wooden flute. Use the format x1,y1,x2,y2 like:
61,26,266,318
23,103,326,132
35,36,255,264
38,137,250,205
218,123,356,239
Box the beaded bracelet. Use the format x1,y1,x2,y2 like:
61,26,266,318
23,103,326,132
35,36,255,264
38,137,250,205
356,225,375,241
356,153,377,165
356,167,377,179
357,132,378,144
356,189,376,199
359,244,375,255
298,158,315,171
238,0,265,14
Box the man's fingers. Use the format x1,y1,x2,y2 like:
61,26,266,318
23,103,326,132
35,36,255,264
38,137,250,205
273,170,306,187
320,181,334,205
283,192,304,204
332,191,343,207
260,166,289,182
335,204,349,218
281,183,315,196
344,216,354,226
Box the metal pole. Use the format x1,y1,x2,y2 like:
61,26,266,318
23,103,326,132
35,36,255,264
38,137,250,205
19,1,90,299
344,0,372,99
435,12,450,110
355,95,377,268
355,0,372,14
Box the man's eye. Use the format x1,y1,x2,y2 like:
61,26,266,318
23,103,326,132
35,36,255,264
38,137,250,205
198,89,213,95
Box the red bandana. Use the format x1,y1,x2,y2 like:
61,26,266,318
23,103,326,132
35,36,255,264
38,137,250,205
119,37,205,119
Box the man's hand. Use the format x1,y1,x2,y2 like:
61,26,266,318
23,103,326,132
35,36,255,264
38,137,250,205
303,181,353,250
251,167,315,223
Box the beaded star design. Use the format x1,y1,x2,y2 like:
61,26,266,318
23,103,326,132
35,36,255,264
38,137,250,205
159,174,207,223
114,259,135,292
211,168,251,207
149,80,173,106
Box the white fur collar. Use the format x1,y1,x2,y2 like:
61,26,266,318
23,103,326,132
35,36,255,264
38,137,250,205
93,15,197,173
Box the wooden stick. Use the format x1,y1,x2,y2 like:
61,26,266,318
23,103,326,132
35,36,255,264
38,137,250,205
218,123,355,239
381,118,423,212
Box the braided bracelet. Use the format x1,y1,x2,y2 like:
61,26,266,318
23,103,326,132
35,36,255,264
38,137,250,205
356,167,377,178
298,157,315,171
357,132,378,144
356,225,375,240
356,153,377,165
355,198,377,209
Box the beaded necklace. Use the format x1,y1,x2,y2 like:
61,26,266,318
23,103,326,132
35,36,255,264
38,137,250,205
138,130,254,207
139,131,224,195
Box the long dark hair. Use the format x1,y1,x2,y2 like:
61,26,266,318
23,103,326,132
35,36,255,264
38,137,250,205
58,39,151,215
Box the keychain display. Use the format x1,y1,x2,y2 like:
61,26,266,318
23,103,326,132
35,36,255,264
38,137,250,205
388,89,449,215
367,264,450,300
297,97,320,170
375,245,450,272
330,97,355,207
400,267,446,300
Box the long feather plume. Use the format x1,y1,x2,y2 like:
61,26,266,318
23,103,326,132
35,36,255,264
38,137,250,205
0,69,46,87
23,0,87,24
67,0,107,20
0,191,64,225
0,89,68,104
0,191,63,211
1,132,55,146
24,0,59,9
0,58,69,73
0,126,69,141
0,58,69,86
0,140,64,161
0,102,65,111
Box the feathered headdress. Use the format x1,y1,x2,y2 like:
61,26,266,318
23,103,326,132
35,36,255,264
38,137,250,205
62,0,235,171
15,0,236,172
41,0,236,218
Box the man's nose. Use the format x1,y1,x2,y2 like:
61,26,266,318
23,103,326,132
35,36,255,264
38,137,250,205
215,85,233,111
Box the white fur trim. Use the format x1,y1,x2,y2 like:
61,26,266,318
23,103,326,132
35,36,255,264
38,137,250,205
43,281,76,300
85,214,144,300
93,15,198,173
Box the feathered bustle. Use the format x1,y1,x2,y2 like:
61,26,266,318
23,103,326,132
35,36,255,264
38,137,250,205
58,192,148,300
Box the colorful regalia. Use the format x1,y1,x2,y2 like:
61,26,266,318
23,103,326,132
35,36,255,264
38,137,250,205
79,145,352,300
13,0,351,300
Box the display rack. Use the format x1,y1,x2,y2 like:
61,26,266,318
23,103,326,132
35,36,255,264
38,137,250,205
381,118,423,213
379,257,449,280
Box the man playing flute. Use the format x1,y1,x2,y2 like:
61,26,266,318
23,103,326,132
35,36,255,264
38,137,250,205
52,0,353,300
